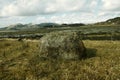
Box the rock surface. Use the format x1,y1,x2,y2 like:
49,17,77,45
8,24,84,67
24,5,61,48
39,31,86,59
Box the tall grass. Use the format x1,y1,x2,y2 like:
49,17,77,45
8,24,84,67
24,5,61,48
0,39,120,80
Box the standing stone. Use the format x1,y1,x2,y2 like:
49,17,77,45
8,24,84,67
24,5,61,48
39,31,86,59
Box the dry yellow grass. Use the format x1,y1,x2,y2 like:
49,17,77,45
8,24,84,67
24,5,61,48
0,39,120,80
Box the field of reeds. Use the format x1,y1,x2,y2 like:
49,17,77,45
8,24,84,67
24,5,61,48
0,39,120,80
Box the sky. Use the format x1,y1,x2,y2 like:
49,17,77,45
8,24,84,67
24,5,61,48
0,0,120,27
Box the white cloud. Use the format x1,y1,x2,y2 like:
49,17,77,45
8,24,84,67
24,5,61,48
33,12,102,24
96,0,120,22
0,0,97,16
90,0,98,8
102,0,120,11
0,16,31,27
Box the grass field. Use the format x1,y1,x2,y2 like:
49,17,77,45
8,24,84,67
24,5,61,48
0,39,120,80
0,26,120,43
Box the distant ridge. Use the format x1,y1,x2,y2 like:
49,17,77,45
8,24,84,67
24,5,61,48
0,22,85,31
95,17,120,25
0,17,119,31
0,23,61,30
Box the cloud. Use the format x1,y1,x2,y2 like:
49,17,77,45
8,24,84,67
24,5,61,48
96,0,120,21
0,0,97,16
102,0,120,11
33,12,102,24
0,16,31,27
0,0,120,27
0,0,104,17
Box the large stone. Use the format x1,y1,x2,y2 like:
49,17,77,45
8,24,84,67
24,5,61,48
39,31,86,59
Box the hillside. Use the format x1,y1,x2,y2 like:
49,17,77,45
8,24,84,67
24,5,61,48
95,17,120,25
0,16,120,31
0,22,86,31
0,23,61,31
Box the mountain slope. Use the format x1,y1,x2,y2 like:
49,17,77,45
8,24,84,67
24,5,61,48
0,23,61,30
95,17,120,25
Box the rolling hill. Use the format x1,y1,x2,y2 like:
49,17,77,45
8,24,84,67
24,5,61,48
0,23,61,31
95,17,120,25
0,17,119,31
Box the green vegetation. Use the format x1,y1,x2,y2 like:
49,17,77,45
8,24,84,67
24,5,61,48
0,25,120,40
0,39,120,80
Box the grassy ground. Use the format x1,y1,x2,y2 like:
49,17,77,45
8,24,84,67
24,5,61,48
0,39,120,80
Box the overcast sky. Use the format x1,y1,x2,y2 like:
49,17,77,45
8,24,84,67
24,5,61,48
0,0,120,27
